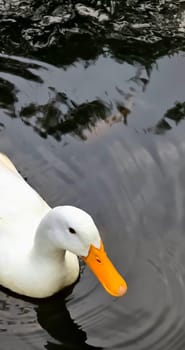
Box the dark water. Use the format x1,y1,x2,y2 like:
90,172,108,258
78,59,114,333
1,1,185,349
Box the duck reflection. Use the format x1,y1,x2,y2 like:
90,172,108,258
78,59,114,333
37,291,102,350
0,286,102,350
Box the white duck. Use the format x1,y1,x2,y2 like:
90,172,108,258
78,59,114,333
0,153,127,298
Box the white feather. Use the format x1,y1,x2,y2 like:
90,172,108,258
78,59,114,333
0,154,101,298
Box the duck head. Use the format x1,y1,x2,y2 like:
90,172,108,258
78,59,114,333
46,206,127,297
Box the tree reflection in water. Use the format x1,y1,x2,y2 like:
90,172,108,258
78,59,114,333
0,0,185,139
20,95,111,141
148,102,185,135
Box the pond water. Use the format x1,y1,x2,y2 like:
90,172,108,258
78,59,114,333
1,1,185,349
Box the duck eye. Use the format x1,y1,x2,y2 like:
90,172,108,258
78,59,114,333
69,227,76,234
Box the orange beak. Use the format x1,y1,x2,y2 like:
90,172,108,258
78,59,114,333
82,241,127,297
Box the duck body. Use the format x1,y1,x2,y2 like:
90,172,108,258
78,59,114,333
0,154,79,297
0,153,127,298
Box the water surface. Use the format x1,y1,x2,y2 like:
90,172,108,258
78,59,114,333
1,1,185,350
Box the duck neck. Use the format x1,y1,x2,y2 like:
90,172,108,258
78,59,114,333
32,209,65,261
